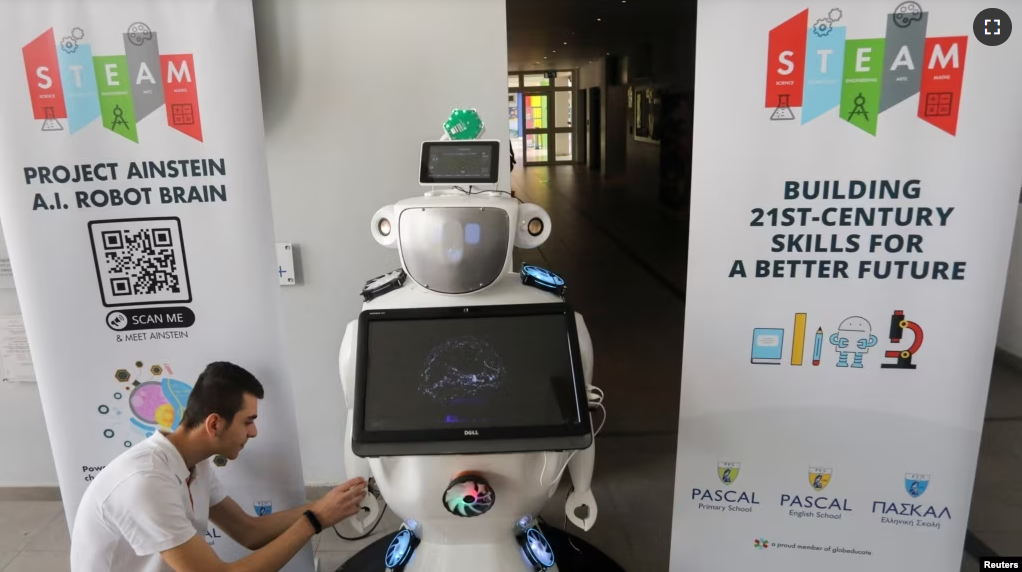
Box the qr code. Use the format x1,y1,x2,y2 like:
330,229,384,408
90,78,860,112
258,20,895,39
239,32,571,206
89,218,191,307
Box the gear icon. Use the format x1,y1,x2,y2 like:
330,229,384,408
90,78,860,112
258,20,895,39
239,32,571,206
813,18,833,37
828,8,843,22
71,27,85,41
60,36,78,54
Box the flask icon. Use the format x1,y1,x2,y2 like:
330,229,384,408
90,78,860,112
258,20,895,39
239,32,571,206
770,94,795,121
42,107,64,131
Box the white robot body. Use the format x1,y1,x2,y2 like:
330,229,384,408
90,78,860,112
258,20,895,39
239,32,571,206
338,140,598,572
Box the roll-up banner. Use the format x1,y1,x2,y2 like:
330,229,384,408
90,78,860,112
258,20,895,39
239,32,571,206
672,1,1021,570
0,1,311,567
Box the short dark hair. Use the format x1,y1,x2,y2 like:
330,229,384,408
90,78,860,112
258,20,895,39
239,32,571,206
180,362,265,430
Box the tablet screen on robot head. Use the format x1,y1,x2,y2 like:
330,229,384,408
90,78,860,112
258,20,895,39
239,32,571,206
353,303,592,457
419,140,500,185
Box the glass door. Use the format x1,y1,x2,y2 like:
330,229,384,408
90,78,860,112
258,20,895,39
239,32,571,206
523,92,549,165
509,71,575,167
552,89,573,163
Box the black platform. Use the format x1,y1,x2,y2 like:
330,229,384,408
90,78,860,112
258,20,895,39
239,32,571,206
335,524,625,571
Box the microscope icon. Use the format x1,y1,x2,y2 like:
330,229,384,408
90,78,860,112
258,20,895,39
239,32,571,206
881,310,924,369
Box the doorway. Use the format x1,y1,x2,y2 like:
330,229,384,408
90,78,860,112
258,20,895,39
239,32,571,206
508,71,575,167
588,87,601,171
509,92,523,169
577,90,587,165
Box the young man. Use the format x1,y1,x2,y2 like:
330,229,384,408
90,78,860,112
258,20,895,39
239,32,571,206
71,362,367,572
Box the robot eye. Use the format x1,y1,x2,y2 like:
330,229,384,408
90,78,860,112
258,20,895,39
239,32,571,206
378,218,392,237
527,218,544,237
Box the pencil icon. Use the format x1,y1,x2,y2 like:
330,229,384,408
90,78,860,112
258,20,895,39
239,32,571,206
812,328,823,366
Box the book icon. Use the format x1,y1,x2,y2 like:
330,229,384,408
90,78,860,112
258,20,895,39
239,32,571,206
751,328,784,364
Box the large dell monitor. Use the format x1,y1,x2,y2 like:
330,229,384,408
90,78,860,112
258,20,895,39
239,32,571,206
352,303,592,457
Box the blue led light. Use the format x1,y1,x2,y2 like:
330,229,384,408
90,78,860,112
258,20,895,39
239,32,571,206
525,527,555,568
522,265,564,287
385,529,413,568
465,223,481,244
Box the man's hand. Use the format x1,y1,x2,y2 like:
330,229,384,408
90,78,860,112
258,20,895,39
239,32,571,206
310,478,368,528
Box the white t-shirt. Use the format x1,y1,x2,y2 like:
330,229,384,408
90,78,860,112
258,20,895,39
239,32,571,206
70,431,227,572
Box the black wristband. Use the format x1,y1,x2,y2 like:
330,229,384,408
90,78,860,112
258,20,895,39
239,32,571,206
303,510,323,534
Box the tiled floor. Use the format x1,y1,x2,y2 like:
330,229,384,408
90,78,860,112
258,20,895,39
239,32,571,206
1,165,1017,571
0,495,991,572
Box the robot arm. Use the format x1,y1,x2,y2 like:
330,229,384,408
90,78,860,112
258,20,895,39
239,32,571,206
339,319,380,532
565,312,598,531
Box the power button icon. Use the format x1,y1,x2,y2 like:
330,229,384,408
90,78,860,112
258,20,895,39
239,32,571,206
974,8,1012,46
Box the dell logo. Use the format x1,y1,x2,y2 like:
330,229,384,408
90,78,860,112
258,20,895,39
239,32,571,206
464,430,479,436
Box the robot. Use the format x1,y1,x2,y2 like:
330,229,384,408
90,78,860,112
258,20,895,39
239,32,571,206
336,136,601,572
829,316,878,368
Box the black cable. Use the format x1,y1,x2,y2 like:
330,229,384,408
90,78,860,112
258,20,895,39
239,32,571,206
562,485,582,554
332,503,387,541
468,185,524,202
331,481,388,541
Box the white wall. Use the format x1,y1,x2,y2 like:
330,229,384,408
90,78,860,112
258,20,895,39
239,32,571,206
997,205,1022,357
0,226,58,486
254,0,510,484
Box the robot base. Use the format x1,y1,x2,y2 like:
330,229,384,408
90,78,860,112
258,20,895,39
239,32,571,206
334,525,625,572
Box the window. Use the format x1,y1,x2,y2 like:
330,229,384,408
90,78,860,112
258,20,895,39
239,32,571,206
523,74,550,87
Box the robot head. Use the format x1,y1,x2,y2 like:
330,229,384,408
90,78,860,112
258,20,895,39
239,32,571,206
834,316,877,353
370,140,552,295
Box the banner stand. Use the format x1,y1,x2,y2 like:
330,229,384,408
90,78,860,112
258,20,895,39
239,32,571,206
0,1,312,568
671,2,1022,570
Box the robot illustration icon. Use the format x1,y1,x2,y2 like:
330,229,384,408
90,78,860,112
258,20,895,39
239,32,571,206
881,310,923,369
829,316,877,368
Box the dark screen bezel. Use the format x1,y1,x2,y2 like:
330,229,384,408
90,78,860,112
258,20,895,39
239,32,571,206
419,140,501,185
353,303,592,457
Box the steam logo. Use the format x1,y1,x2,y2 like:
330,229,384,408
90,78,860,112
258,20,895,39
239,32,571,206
107,311,128,330
765,5,969,135
21,23,203,142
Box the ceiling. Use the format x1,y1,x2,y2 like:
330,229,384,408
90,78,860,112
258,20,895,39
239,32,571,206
506,0,689,72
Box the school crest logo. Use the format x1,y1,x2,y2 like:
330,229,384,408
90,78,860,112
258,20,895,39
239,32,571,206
809,467,832,491
905,473,930,498
254,501,273,516
718,461,740,485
